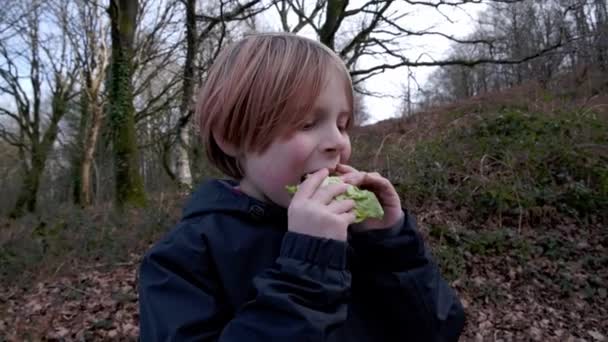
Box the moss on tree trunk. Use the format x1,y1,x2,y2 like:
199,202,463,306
108,0,146,209
10,158,42,218
11,87,69,218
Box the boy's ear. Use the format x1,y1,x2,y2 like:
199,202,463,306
212,131,238,157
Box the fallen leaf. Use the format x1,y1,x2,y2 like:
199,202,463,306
588,330,606,341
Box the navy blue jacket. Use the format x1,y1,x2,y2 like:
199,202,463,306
138,179,465,341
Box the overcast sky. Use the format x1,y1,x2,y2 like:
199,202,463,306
260,1,486,125
361,2,485,124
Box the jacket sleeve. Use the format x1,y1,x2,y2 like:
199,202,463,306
138,220,351,342
346,209,466,342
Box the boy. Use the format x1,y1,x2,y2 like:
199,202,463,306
138,32,465,341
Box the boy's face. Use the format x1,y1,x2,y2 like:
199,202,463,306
238,70,352,208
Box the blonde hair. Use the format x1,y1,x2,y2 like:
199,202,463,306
196,32,354,179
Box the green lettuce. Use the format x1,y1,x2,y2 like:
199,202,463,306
286,176,384,223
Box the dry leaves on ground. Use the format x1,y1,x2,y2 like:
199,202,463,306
0,259,139,341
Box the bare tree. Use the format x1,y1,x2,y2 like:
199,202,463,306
64,0,110,207
123,0,269,189
167,0,269,186
266,0,572,124
273,1,565,81
417,0,590,107
0,0,78,217
415,0,608,111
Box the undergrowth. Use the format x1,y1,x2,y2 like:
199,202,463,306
0,195,181,288
376,108,608,226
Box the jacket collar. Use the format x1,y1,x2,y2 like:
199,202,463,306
181,178,288,227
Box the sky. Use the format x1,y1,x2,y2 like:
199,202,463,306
261,1,486,125
360,2,486,124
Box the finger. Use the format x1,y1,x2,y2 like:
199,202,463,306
327,199,355,214
360,172,392,191
356,172,401,207
335,165,358,180
336,164,358,174
340,170,367,186
292,168,329,200
312,182,350,205
342,171,389,190
339,210,358,225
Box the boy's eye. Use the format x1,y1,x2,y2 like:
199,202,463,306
302,121,316,130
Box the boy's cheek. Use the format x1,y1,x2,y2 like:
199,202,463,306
340,143,352,163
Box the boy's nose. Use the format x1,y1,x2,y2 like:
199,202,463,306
321,126,348,153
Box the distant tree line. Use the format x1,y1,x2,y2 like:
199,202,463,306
408,0,607,111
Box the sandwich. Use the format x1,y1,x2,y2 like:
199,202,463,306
286,175,384,223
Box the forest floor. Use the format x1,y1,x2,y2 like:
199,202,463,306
1,207,606,341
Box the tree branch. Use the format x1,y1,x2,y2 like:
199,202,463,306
0,122,26,149
195,0,268,22
402,0,526,8
350,38,565,76
379,12,496,47
286,0,324,33
340,1,393,58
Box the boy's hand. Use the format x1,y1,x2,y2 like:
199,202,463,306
288,168,357,241
335,164,404,232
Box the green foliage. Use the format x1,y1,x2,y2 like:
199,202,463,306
537,235,577,259
387,109,607,225
427,222,607,300
433,243,466,282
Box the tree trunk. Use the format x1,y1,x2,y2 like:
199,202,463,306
10,159,42,218
73,92,88,206
71,0,109,208
175,124,192,188
7,3,76,217
74,83,104,208
594,0,608,71
319,0,348,49
11,94,65,217
174,0,196,191
574,2,591,67
108,0,146,208
81,103,104,206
